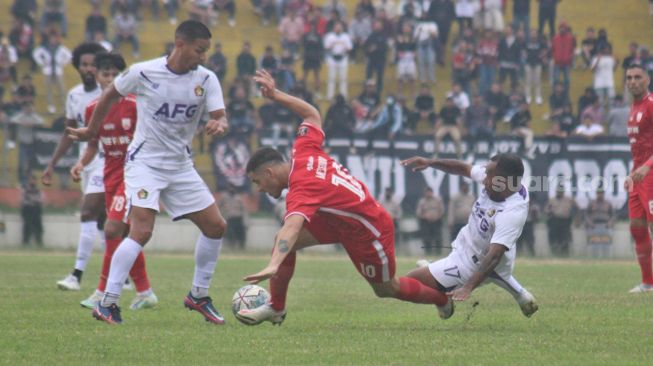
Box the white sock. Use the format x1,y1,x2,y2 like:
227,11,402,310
74,221,98,271
489,274,525,300
104,238,143,303
137,288,153,297
192,234,222,293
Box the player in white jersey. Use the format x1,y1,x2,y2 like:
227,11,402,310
402,154,539,318
40,42,108,291
68,20,229,325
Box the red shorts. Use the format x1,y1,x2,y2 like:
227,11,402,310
303,212,396,284
628,175,653,220
106,182,129,224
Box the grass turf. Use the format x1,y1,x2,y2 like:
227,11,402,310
0,251,652,365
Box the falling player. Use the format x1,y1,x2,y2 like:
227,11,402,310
70,52,158,310
624,64,653,293
68,20,229,325
41,42,108,291
236,69,454,326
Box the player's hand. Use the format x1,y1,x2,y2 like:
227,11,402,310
205,117,229,137
70,161,84,183
243,265,279,284
253,69,277,99
447,286,472,302
66,126,93,141
401,156,433,172
41,166,54,186
631,165,651,184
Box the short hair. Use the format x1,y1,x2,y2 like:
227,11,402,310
72,42,105,70
175,20,212,42
94,52,127,71
246,147,286,173
626,63,648,73
490,153,524,188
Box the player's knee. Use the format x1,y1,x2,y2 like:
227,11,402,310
104,221,123,240
202,218,227,239
129,227,153,245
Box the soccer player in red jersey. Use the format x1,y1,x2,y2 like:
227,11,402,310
235,70,453,325
625,64,653,293
71,52,157,308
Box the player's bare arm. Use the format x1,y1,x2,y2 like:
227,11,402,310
401,156,472,177
205,109,229,137
447,243,507,301
41,118,78,186
70,140,99,182
253,69,322,128
243,214,306,284
66,84,122,141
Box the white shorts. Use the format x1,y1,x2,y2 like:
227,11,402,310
427,248,515,292
397,59,417,80
124,160,215,220
81,164,104,195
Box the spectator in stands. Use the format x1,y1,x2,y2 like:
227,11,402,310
32,31,70,114
237,41,257,94
591,45,618,111
575,86,597,120
214,0,237,27
594,28,612,55
486,81,509,123
349,10,372,62
41,0,67,37
573,114,605,141
10,101,44,183
11,0,37,24
476,30,499,96
323,0,348,20
548,81,571,122
85,3,107,41
207,42,227,82
363,20,388,95
581,98,604,125
512,0,531,36
324,22,352,99
524,29,547,105
537,0,559,37
417,186,445,255
188,0,213,26
414,14,438,85
369,95,403,140
639,47,653,93
517,200,540,257
607,95,629,137
356,0,376,18
428,0,455,64
352,79,381,130
325,9,346,34
451,41,473,96
454,0,476,35
498,27,524,92
278,49,296,91
397,1,418,30
0,35,18,89
301,24,324,99
288,0,314,19
395,23,418,98
21,174,43,247
324,94,355,138
112,5,140,58
375,0,397,19
551,22,576,94
414,83,436,127
547,104,576,138
465,93,494,144
93,31,113,52
510,101,534,156
621,42,640,103
584,187,614,258
447,83,470,112
164,0,180,25
219,184,246,249
304,6,328,36
380,187,402,247
279,9,304,59
15,74,36,105
260,46,279,85
448,181,475,242
546,185,579,257
578,27,597,69
9,18,35,70
482,0,505,32
227,86,255,138
434,96,463,158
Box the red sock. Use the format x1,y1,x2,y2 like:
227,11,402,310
396,277,448,306
631,226,653,285
129,252,150,292
269,252,296,312
97,237,121,292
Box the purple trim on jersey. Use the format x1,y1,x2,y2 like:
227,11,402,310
519,185,527,199
164,63,189,76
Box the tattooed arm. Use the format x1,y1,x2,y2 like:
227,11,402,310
446,243,507,301
243,214,306,283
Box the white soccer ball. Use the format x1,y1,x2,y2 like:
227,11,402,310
231,285,270,320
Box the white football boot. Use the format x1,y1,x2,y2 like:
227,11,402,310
517,288,539,317
57,274,80,291
236,303,286,325
628,283,653,293
437,297,455,319
80,291,103,309
129,292,159,310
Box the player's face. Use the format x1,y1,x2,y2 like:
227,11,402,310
78,54,97,85
96,67,120,89
483,162,507,201
182,38,210,70
626,68,650,98
249,169,283,199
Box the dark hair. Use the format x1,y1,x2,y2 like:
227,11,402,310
72,42,105,70
175,20,212,41
246,147,286,173
94,52,127,71
490,153,524,188
627,63,647,73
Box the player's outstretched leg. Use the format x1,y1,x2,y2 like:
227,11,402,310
629,224,653,293
488,274,539,317
183,233,225,324
236,252,295,325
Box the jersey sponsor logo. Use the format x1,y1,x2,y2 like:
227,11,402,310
316,156,327,179
306,156,314,171
637,112,643,123
194,85,204,97
121,118,132,130
298,126,309,136
103,123,115,130
154,103,198,119
137,189,148,200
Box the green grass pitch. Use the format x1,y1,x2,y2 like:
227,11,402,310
1,251,652,365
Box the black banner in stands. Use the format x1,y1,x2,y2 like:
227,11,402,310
33,127,79,171
210,136,251,192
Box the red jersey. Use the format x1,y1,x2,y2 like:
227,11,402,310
285,122,390,240
628,93,653,169
85,95,137,194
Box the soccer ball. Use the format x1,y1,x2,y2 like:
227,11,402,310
231,285,270,321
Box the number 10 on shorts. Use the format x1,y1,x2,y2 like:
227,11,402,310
359,263,376,278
